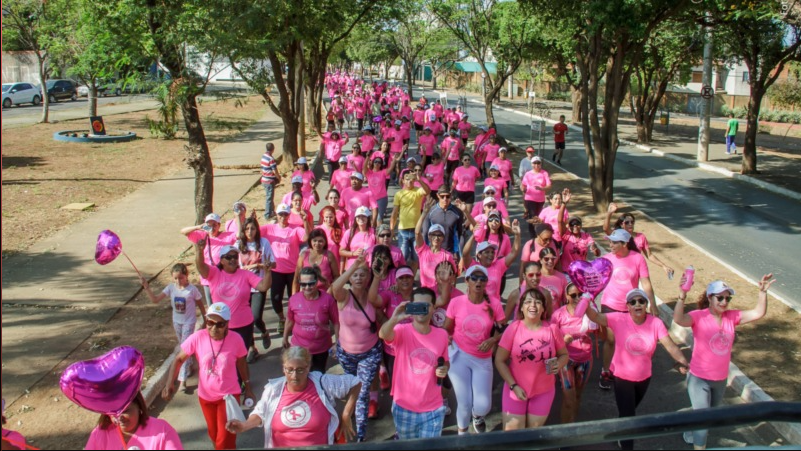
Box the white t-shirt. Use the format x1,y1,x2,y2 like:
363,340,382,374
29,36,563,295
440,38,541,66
163,283,203,325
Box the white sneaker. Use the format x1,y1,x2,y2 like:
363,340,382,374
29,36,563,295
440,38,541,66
443,399,451,416
683,431,693,445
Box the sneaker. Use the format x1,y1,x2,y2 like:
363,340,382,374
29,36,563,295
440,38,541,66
683,431,693,445
246,348,258,364
379,368,390,390
368,400,379,419
178,381,187,393
277,319,286,335
262,333,271,350
599,370,613,390
443,398,452,416
472,416,486,433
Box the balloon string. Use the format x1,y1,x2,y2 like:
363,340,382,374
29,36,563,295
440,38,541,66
116,424,128,450
1,436,40,450
120,251,143,280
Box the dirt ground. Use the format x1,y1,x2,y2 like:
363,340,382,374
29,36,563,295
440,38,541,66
2,118,799,448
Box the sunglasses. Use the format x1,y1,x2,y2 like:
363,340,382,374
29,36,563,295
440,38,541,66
299,281,318,288
567,293,582,299
623,220,635,225
542,257,557,262
206,319,228,328
526,272,542,278
569,222,582,227
429,234,444,239
378,233,391,238
439,194,451,198
468,275,488,282
221,254,238,261
627,298,648,306
712,295,733,303
488,217,501,223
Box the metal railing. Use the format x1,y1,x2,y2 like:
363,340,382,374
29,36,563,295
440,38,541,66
310,402,801,450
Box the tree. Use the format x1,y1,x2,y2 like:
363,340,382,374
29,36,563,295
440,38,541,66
345,24,397,80
383,0,434,100
3,0,59,123
712,0,801,174
422,28,462,90
520,0,691,212
430,0,540,130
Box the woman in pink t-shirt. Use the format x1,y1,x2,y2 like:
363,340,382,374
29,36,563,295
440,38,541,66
340,207,376,271
520,157,551,237
414,198,457,289
484,165,508,199
292,158,317,198
288,192,314,230
538,247,568,309
584,288,689,451
86,392,183,450
452,155,481,210
284,267,340,373
225,346,361,448
331,255,384,442
324,189,349,228
293,229,340,293
538,191,569,246
236,217,276,362
496,288,568,430
346,144,366,173
490,147,514,189
363,155,393,224
472,209,513,259
556,190,600,270
520,223,559,277
423,153,446,199
460,220,522,305
318,206,344,264
673,275,774,449
551,283,596,424
604,203,674,279
444,265,507,434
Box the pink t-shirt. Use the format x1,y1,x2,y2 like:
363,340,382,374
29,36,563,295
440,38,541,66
483,177,506,196
442,137,463,161
633,232,650,254
366,169,389,200
469,260,508,305
324,136,349,161
446,295,505,359
341,228,376,269
287,210,313,230
2,430,26,451
560,231,596,269
271,384,330,448
424,162,445,191
551,306,593,362
386,128,405,154
380,290,410,356
282,191,316,212
689,309,742,381
521,239,559,263
346,154,365,173
360,134,378,153
490,157,513,184
601,252,649,312
413,109,426,125
607,313,667,382
331,169,353,194
522,170,551,202
388,323,450,413
539,271,568,310
415,244,455,289
538,206,569,241
292,170,316,197
338,294,379,354
287,291,339,355
206,266,261,328
85,418,183,450
340,187,376,218
453,165,480,192
484,143,501,162
471,198,509,218
319,224,342,262
182,329,247,401
418,134,438,156
473,229,512,259
498,321,565,396
260,224,306,273
187,230,237,286
458,121,471,139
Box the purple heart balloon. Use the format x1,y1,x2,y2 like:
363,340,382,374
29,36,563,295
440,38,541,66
567,258,613,298
95,229,122,265
59,346,144,416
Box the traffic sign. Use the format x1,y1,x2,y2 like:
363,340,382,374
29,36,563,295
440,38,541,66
701,85,714,100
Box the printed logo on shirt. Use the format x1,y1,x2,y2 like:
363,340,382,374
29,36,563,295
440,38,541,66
517,335,554,364
461,314,487,339
173,296,187,314
624,333,651,356
708,331,734,356
409,348,437,375
200,352,229,379
612,267,634,285
281,401,311,428
431,308,447,328
215,281,242,302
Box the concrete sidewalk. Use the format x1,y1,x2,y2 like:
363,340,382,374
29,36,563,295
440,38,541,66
1,109,284,406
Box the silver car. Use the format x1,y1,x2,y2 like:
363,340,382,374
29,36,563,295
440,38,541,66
2,82,42,108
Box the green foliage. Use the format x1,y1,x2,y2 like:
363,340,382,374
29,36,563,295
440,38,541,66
147,84,179,139
767,78,801,109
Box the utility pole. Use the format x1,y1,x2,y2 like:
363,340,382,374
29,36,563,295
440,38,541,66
697,12,713,162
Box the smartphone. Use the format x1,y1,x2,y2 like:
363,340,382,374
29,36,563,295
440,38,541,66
405,302,430,316
545,357,559,375
373,257,384,274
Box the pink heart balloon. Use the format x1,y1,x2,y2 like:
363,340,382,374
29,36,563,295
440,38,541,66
95,229,122,265
59,346,144,416
567,258,613,298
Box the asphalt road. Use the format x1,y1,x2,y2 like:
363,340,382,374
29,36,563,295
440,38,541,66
465,99,801,313
0,93,154,118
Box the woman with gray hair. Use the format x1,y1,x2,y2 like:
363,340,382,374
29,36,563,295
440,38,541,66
225,346,361,447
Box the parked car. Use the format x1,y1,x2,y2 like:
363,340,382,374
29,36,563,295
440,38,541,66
2,82,42,108
44,79,78,102
77,83,110,97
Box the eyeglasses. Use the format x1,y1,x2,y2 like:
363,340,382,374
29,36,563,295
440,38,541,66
221,254,238,261
299,281,318,288
429,234,444,240
526,272,542,278
712,295,733,303
468,275,488,283
542,257,557,262
627,298,648,306
623,220,635,225
283,367,308,375
378,233,391,238
488,217,500,223
206,319,228,328
567,293,582,299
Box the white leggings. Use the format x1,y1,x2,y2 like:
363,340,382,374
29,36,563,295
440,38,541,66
448,343,494,430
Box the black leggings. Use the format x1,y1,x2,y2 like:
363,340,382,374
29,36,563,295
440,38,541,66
270,270,294,317
614,377,651,450
250,291,267,334
524,200,545,237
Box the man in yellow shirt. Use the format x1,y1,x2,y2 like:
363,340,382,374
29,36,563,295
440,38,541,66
391,168,431,270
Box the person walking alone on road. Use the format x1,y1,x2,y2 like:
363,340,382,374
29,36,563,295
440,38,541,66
552,115,568,165
673,275,775,450
260,143,281,219
725,113,738,155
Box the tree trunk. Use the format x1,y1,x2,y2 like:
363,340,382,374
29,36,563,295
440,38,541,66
405,65,414,100
88,85,98,117
741,87,763,174
570,87,581,124
38,56,49,124
180,94,214,224
432,74,437,90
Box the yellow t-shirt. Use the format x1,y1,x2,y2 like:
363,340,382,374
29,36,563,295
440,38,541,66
393,187,427,229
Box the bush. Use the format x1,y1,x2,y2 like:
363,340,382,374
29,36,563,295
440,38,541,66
544,91,571,102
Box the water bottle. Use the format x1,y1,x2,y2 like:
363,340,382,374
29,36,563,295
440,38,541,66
680,266,695,292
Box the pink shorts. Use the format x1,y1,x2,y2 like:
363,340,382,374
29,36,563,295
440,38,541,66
501,384,555,416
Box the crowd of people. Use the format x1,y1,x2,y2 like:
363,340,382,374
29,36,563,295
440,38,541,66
0,71,773,451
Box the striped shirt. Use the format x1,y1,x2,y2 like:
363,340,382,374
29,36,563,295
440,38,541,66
260,151,278,184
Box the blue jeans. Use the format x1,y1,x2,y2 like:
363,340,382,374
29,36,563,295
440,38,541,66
376,196,388,224
397,229,417,263
725,135,737,154
262,183,276,218
687,373,727,448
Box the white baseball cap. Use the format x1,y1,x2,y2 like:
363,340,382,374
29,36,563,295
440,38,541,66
706,281,736,296
350,172,365,181
296,157,307,165
483,197,498,206
339,156,348,163
218,245,239,258
465,265,489,278
483,186,497,194
355,206,371,217
532,156,543,163
606,229,632,243
276,203,291,215
291,175,303,184
206,302,231,321
428,224,446,236
204,213,221,223
476,241,498,254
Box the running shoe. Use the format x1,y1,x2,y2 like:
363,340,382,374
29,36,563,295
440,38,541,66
368,400,379,419
277,319,286,335
262,332,271,350
472,415,486,433
246,348,258,364
683,431,694,445
599,370,613,390
443,398,452,416
379,368,390,390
